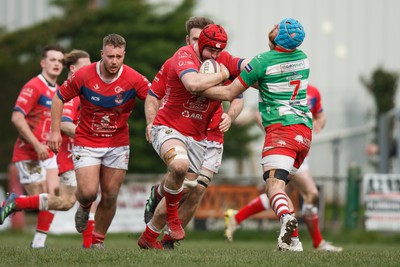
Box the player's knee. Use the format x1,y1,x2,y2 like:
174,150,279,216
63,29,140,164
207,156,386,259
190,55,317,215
77,193,97,206
164,146,189,173
304,190,319,204
263,169,289,184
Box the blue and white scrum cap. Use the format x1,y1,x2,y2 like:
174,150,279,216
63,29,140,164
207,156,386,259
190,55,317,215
274,18,305,50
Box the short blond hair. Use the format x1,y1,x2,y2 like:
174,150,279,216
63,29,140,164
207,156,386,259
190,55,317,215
103,33,126,49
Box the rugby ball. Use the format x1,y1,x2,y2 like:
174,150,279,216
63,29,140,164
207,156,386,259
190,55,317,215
199,59,220,74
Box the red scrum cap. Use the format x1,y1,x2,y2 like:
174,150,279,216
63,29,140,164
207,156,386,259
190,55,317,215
197,24,228,57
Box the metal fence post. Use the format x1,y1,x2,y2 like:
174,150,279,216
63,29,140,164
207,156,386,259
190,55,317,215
345,162,361,229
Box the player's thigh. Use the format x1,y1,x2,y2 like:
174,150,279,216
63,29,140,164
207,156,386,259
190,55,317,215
75,165,101,196
290,170,318,197
45,168,59,195
99,165,126,198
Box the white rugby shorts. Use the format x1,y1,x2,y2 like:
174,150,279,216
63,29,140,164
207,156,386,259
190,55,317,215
15,155,57,184
202,140,223,174
72,146,130,170
151,125,206,174
59,170,77,187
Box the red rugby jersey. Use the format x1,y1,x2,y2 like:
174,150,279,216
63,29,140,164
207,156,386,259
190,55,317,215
12,74,58,162
57,62,150,147
152,46,243,142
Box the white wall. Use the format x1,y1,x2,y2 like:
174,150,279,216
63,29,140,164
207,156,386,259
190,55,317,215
0,0,62,32
195,0,400,182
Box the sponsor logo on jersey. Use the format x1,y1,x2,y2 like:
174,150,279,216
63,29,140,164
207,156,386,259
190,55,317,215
115,86,124,93
182,110,190,118
178,51,191,59
94,84,99,90
178,60,193,66
189,113,203,120
115,93,123,104
91,96,100,101
294,134,311,147
181,110,203,120
277,140,286,146
280,60,305,72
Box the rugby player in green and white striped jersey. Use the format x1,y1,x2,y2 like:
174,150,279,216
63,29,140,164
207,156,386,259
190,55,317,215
197,18,310,252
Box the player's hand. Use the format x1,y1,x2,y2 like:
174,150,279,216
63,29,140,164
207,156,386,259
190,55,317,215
49,131,62,154
313,121,323,133
146,123,153,143
219,113,232,133
219,63,230,82
34,143,51,160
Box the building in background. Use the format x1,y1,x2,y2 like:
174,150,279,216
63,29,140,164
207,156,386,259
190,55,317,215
0,0,62,32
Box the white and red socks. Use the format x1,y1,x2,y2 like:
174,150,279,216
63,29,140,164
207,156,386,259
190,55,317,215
270,192,290,220
235,194,270,224
32,210,55,248
302,204,323,248
82,213,95,248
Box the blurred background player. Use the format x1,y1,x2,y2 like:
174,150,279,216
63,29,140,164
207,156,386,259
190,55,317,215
3,44,64,248
143,16,245,249
49,34,151,249
224,84,342,252
198,18,311,251
1,50,96,248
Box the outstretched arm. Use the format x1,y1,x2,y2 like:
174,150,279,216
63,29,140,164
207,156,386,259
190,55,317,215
201,78,248,101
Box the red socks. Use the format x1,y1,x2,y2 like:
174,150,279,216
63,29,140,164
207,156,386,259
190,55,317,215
303,210,323,247
15,195,40,210
235,196,266,224
164,190,182,219
36,210,55,233
82,220,95,248
92,231,106,245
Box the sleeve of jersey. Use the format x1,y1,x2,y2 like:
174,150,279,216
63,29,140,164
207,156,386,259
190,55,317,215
133,71,151,101
13,85,40,116
170,49,197,79
149,71,167,100
61,99,76,122
223,54,245,99
239,58,261,88
58,74,81,102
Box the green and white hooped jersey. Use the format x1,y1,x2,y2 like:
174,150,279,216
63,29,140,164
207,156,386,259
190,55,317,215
240,49,313,129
